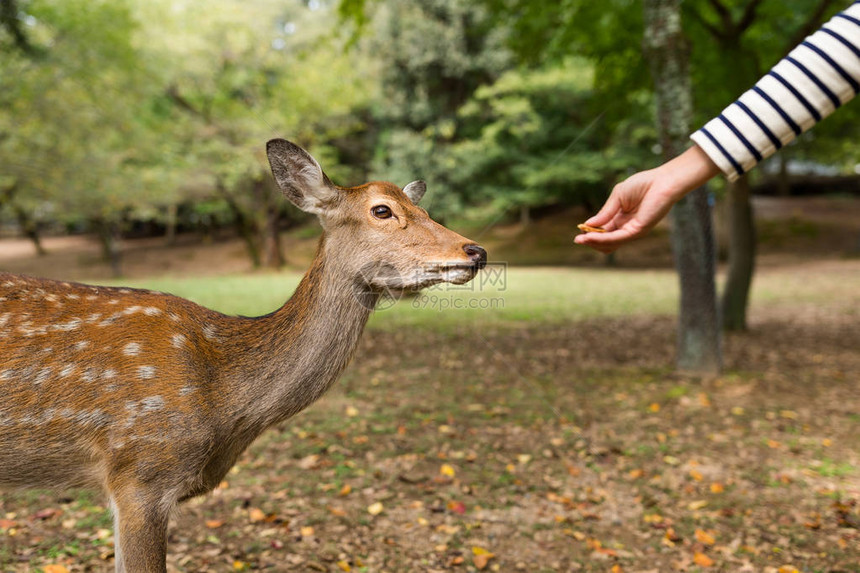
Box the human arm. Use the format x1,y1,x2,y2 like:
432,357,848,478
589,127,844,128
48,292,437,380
577,2,860,253
573,145,720,253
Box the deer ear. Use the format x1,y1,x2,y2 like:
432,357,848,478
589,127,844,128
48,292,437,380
403,180,426,204
266,139,337,214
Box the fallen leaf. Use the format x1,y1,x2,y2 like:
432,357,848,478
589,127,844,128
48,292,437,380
689,469,704,481
447,500,466,515
345,406,359,417
248,508,266,523
43,566,69,573
688,500,708,511
205,519,225,529
472,546,495,570
440,463,456,477
649,402,661,413
300,526,315,537
695,529,716,545
367,502,384,516
693,552,715,567
778,566,799,573
298,454,320,470
709,482,724,493
336,560,351,572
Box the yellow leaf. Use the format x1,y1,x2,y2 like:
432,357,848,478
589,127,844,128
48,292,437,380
339,484,352,496
731,406,744,416
336,560,351,572
43,566,69,573
367,502,384,516
440,464,456,477
517,454,532,465
232,561,248,571
693,552,715,567
695,529,716,545
205,519,225,529
248,508,266,523
300,526,315,537
649,402,661,413
345,406,359,417
709,482,724,494
472,547,495,570
778,567,799,573
698,393,711,407
688,500,709,510
689,469,704,482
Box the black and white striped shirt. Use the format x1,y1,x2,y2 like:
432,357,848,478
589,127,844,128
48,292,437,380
690,1,860,181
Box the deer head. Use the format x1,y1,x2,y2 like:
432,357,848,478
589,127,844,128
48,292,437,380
266,139,486,295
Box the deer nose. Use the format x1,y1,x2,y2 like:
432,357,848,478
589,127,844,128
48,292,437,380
463,244,487,269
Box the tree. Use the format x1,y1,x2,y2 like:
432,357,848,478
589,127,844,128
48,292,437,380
684,0,844,331
643,0,722,374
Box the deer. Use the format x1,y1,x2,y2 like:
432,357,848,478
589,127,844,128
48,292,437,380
0,139,487,572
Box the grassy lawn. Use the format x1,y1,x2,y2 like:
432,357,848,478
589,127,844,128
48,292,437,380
2,263,859,572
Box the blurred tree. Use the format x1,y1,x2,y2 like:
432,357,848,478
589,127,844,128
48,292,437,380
140,0,374,267
0,0,161,275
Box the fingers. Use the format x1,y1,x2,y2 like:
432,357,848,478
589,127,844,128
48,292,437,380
584,192,621,228
574,219,646,253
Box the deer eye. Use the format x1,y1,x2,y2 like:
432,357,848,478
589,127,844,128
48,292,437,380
371,205,393,219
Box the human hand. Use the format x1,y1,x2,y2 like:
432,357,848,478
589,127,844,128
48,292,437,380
574,145,720,253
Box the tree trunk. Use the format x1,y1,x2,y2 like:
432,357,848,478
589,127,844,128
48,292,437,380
722,176,756,331
217,178,262,268
643,0,722,374
165,203,178,247
13,206,46,256
94,218,123,278
255,178,285,269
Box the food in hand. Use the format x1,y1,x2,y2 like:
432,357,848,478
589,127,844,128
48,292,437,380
577,223,608,233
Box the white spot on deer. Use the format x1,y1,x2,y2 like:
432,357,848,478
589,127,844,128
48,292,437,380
123,305,142,316
74,340,91,351
143,307,161,316
108,299,120,305
41,346,53,355
81,367,98,382
60,364,77,378
103,368,117,380
0,370,11,381
105,383,118,393
60,407,74,419
168,312,181,322
74,409,109,426
138,366,156,380
179,385,195,396
98,312,123,327
2,281,14,287
140,395,164,412
0,313,10,327
34,367,52,385
66,293,80,300
171,333,187,348
86,294,99,301
45,293,59,303
202,324,219,341
52,318,82,332
123,342,141,356
86,313,102,323
118,289,132,294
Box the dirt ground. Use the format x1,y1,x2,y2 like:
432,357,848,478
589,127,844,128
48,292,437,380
1,197,859,572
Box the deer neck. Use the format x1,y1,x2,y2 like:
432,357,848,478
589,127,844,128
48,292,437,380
226,234,376,429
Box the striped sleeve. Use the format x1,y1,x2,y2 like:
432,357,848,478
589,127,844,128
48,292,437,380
690,1,860,182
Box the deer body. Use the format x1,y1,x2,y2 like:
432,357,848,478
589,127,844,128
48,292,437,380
0,140,485,571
